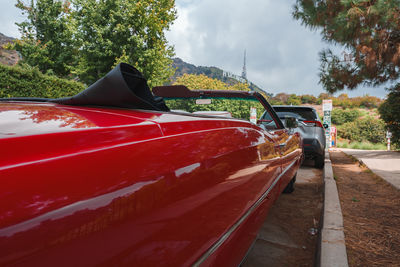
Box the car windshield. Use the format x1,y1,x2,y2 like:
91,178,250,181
153,86,284,130
273,107,317,121
164,98,264,121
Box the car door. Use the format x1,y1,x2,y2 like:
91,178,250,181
273,127,302,193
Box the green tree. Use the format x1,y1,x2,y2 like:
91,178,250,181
300,94,317,104
293,1,400,146
72,0,176,86
287,94,301,105
10,0,176,88
337,116,385,144
167,74,262,119
10,0,76,76
379,90,400,147
174,74,229,90
331,108,360,125
293,0,400,93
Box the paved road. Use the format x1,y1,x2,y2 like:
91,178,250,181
339,148,400,190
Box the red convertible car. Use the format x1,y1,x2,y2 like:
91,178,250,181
0,63,302,266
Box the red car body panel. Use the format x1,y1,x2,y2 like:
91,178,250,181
0,102,302,266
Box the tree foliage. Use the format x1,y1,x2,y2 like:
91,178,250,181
0,63,84,98
73,0,176,86
9,0,176,87
379,90,400,146
167,74,264,120
174,74,231,90
287,94,301,105
331,108,360,125
293,0,400,93
300,94,318,104
293,1,399,147
9,0,76,76
337,116,386,143
268,92,381,108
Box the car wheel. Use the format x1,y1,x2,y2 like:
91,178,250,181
283,174,296,194
315,154,325,169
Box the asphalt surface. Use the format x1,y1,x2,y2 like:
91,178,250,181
340,148,400,190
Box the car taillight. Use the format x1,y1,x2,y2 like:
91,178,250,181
303,120,323,128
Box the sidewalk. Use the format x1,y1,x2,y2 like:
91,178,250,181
339,149,400,190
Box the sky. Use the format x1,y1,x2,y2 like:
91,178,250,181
0,0,389,98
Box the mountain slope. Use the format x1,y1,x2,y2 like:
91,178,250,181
171,58,270,96
0,33,19,66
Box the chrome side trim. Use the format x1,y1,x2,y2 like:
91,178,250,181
192,159,297,266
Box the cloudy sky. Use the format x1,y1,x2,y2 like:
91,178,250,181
0,0,389,97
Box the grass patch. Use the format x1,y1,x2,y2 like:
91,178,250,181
336,140,387,150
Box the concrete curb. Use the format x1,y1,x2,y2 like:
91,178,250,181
319,150,349,267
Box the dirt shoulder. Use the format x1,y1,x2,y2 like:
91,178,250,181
330,150,400,267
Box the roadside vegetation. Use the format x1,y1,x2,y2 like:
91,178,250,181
5,0,176,88
0,63,84,98
336,140,387,150
331,108,387,149
293,0,400,148
168,73,267,119
1,0,397,149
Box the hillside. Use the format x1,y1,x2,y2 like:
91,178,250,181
0,33,19,66
171,58,270,96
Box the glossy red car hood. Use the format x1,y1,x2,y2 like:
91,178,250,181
0,102,162,138
0,102,168,170
0,102,254,171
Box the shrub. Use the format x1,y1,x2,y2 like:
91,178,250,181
331,108,360,125
337,116,386,144
287,94,301,105
300,94,317,104
166,98,265,120
0,64,84,98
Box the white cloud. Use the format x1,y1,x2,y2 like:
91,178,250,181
0,0,390,97
0,0,25,38
167,0,388,97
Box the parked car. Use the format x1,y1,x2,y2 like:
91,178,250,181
0,63,302,266
260,105,326,168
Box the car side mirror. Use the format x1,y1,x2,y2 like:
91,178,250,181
285,117,298,129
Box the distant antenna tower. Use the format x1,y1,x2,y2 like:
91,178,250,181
241,50,247,81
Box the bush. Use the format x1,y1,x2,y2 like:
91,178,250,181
300,94,317,104
337,116,386,144
0,64,84,98
331,108,360,125
287,94,301,105
166,99,265,120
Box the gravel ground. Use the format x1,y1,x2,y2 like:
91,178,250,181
242,163,323,267
330,150,400,267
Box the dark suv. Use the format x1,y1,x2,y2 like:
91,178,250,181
260,106,326,168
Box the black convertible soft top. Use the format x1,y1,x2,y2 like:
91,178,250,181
0,63,169,111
